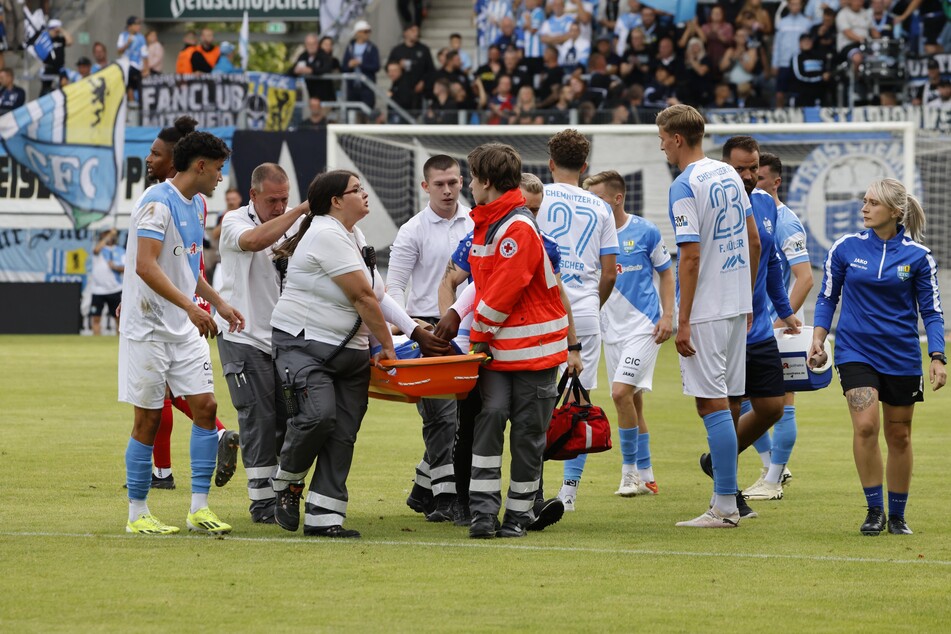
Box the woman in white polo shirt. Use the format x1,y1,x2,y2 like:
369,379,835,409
267,170,409,539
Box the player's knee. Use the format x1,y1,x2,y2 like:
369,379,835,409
189,395,217,424
853,420,878,441
611,383,634,406
884,422,912,450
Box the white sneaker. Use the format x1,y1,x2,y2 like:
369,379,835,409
743,478,784,501
558,485,577,511
675,507,740,528
615,471,641,497
780,466,793,487
742,472,768,497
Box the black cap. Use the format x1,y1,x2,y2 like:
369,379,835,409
77,56,91,65
939,78,951,88
927,58,940,70
127,15,140,26
799,32,813,40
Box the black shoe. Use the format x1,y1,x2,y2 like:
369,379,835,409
452,498,472,527
737,492,758,519
426,495,456,523
860,506,886,535
496,520,527,538
699,453,713,480
469,513,499,539
527,498,565,532
251,505,278,524
215,430,240,487
151,472,176,490
406,483,435,515
887,515,913,535
304,524,361,538
275,482,304,532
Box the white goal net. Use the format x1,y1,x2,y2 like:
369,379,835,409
328,122,951,328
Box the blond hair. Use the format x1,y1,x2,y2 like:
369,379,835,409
868,178,925,242
582,170,626,195
655,104,705,147
519,172,544,195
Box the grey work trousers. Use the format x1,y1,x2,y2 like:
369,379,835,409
217,336,287,520
414,397,458,497
270,329,370,529
469,367,558,526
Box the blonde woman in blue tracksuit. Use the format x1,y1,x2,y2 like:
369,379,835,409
810,178,946,537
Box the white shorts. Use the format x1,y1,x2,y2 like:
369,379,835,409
679,315,747,399
559,332,602,390
604,332,660,391
118,335,214,409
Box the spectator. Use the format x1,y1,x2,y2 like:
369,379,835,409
620,27,652,86
681,37,713,106
0,4,6,53
805,0,840,24
91,41,110,73
398,0,424,28
76,56,92,79
501,46,534,92
298,96,329,129
175,30,197,74
387,24,435,98
486,73,515,124
639,6,668,51
520,0,547,62
213,41,240,74
540,0,577,47
567,0,595,41
146,30,164,74
480,0,515,55
869,0,896,39
386,60,420,121
291,34,339,102
448,33,474,74
342,20,381,109
894,0,947,55
473,44,503,95
624,82,647,118
578,99,597,123
0,67,25,115
793,32,832,105
702,5,735,77
913,57,944,105
643,64,679,108
117,16,148,103
450,80,478,111
615,0,644,56
508,84,543,124
809,6,839,59
432,49,472,99
425,78,460,123
599,0,622,34
315,36,341,99
837,0,873,71
545,83,575,123
926,78,951,114
740,0,774,37
558,21,590,70
773,0,812,107
609,100,632,123
535,45,565,107
654,36,683,77
587,51,620,102
721,27,763,103
41,18,73,95
88,229,125,336
708,81,739,107
190,27,220,74
494,15,523,53
594,33,622,75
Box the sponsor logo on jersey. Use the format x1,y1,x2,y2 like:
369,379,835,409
851,257,868,270
173,242,200,256
674,215,688,228
721,254,746,271
616,264,644,275
763,218,773,234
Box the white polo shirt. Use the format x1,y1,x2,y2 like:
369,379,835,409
386,202,472,318
214,203,287,354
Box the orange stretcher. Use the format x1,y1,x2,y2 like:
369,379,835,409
369,354,487,403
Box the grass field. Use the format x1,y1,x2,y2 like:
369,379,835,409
2,335,950,632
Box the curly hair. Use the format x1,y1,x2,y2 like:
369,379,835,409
547,129,590,171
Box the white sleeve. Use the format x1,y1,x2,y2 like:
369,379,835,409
219,213,251,253
384,222,418,308
380,292,419,336
450,282,477,318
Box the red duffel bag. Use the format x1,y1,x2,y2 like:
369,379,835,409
544,371,612,461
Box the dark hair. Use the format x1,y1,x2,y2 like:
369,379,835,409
157,115,197,145
548,129,590,172
423,155,459,181
450,32,462,40
758,151,782,175
467,143,522,193
722,135,760,159
172,131,231,173
273,170,358,258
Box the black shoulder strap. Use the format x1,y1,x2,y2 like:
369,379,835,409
485,206,538,246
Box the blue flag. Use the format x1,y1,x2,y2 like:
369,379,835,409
0,61,128,228
640,0,698,24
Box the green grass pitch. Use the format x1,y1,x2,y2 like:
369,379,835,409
2,335,950,632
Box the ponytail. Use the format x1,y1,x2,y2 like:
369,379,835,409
902,193,925,243
273,212,315,259
867,177,926,243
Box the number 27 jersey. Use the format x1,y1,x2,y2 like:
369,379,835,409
668,157,753,324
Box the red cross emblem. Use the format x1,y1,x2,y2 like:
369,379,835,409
499,237,518,258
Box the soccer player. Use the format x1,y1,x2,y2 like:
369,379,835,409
583,170,674,497
386,155,472,522
142,116,239,491
120,130,243,535
465,142,568,538
536,129,619,511
742,151,814,500
215,163,309,523
656,104,760,528
811,177,945,535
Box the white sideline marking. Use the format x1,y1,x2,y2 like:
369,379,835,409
2,531,950,567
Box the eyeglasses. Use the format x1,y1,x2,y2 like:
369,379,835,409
339,185,366,197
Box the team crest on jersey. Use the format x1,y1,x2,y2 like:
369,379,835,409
897,264,911,281
623,239,636,254
499,237,518,258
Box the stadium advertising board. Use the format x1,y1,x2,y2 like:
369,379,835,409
145,0,319,20
707,105,951,132
142,73,297,131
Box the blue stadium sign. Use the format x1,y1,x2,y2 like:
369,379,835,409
145,0,319,21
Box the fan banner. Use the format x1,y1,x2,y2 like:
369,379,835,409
0,61,128,229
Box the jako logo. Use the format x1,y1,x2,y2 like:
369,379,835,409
722,254,746,270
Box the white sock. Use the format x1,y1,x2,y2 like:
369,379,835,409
758,451,771,468
153,467,172,479
765,463,785,484
621,463,637,475
129,499,149,522
638,467,654,482
190,493,209,514
217,428,226,441
715,494,738,515
560,480,578,497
